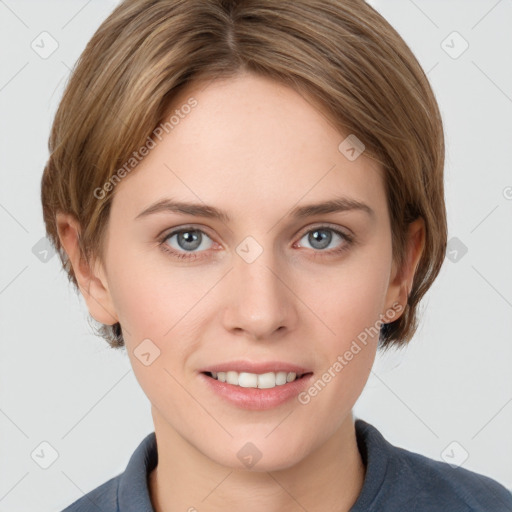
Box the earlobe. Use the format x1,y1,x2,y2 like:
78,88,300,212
56,212,118,326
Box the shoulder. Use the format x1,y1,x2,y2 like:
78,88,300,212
354,419,512,511
58,431,157,512
391,442,512,511
60,474,121,512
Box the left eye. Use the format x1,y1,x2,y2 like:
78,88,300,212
296,227,349,252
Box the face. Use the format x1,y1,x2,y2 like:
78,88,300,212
66,71,414,471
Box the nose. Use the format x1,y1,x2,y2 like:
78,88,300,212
222,243,299,340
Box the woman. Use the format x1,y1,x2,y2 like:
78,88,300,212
41,0,512,510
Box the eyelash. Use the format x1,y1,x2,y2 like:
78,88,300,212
158,224,354,262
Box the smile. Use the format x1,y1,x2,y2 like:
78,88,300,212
203,370,311,389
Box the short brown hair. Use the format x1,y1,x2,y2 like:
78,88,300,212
41,0,447,351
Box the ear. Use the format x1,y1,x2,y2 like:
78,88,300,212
383,217,425,321
56,212,118,326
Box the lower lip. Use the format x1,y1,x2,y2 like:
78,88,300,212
199,372,314,410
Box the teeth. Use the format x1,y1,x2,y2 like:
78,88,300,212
208,371,300,389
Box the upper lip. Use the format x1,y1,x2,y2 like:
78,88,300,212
199,360,313,375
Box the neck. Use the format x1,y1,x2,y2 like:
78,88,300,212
148,410,366,512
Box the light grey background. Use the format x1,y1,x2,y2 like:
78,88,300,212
1,0,511,510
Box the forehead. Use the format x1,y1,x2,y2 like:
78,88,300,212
111,72,387,223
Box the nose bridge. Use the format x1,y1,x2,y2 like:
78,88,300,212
225,234,294,337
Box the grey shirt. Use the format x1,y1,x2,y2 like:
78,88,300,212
61,418,512,511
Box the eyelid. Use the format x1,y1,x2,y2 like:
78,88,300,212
160,224,217,244
160,223,213,236
295,222,353,239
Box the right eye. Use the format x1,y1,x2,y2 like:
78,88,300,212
160,227,215,260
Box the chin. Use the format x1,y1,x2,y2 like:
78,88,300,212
203,432,312,472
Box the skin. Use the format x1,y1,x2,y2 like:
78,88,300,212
56,70,425,512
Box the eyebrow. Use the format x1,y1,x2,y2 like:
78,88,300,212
134,196,375,223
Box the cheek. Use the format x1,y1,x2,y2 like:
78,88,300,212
106,247,211,368
296,255,391,428
104,243,174,339
304,245,392,338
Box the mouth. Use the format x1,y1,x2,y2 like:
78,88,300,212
202,370,313,389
